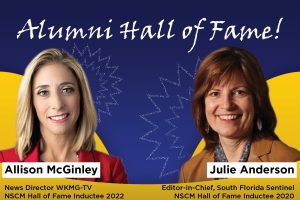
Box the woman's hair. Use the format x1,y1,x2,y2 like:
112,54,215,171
16,48,97,160
192,47,278,150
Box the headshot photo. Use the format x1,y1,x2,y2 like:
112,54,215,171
0,49,128,183
179,47,300,182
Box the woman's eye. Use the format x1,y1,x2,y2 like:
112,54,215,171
208,91,219,97
233,90,247,96
37,90,48,96
62,87,74,94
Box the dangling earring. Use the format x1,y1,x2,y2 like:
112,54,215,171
256,118,262,131
205,123,210,133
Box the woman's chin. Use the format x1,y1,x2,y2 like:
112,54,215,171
47,127,72,136
216,129,242,139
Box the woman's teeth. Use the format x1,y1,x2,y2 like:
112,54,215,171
218,115,239,120
49,114,68,120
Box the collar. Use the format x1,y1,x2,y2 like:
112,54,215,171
203,137,274,162
23,144,39,162
248,137,273,161
23,143,98,182
214,137,251,162
24,144,97,162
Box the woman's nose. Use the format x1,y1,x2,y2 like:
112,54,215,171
220,94,234,110
51,94,64,110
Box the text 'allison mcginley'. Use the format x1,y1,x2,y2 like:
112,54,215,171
4,165,98,176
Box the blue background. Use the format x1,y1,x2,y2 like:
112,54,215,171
0,1,299,183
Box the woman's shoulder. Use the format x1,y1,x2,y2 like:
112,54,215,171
253,136,300,162
88,150,128,183
179,149,214,182
80,150,127,172
90,150,123,164
182,149,213,170
270,139,300,161
0,147,19,162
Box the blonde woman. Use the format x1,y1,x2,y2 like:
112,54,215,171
0,49,128,183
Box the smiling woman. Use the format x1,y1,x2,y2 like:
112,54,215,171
32,63,81,162
0,49,128,183
178,47,300,182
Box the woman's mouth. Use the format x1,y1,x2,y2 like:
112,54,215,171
217,114,241,121
48,113,69,122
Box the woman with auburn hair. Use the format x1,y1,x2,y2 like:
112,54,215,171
0,49,128,183
179,47,300,182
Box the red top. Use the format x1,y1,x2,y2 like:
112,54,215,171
0,145,128,183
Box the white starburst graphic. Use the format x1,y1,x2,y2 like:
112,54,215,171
68,43,122,123
139,58,201,179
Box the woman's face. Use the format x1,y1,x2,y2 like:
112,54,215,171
32,63,80,136
205,75,254,140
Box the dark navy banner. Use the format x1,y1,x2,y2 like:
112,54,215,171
0,1,299,184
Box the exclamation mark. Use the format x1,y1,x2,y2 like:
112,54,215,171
275,17,283,39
